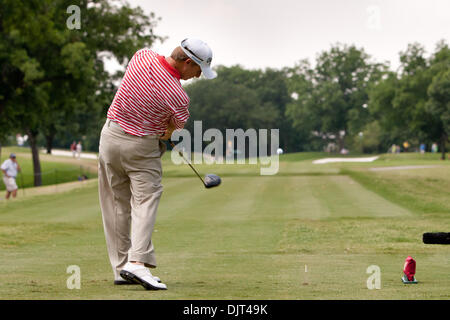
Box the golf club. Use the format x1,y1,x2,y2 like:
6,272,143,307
168,139,221,189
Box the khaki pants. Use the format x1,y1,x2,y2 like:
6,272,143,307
98,119,166,280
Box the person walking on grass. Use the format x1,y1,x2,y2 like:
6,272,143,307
1,153,21,200
98,38,217,290
71,141,77,158
76,141,82,159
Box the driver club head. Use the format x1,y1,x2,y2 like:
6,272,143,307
168,139,221,189
204,174,221,188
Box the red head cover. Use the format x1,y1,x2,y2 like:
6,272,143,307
403,256,416,281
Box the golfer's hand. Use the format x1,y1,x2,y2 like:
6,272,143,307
159,118,176,140
160,126,175,140
159,130,173,140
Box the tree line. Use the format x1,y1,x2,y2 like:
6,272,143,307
185,41,449,160
1,1,448,187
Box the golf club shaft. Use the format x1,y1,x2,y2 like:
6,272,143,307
168,139,205,186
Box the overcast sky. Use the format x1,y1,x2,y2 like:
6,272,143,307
110,0,449,73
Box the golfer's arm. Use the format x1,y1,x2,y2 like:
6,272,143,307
1,169,8,177
168,117,178,131
160,102,188,140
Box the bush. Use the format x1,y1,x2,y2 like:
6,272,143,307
349,121,383,154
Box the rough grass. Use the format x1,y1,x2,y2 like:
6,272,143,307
343,166,450,215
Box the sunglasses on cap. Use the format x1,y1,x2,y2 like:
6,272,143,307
181,39,205,64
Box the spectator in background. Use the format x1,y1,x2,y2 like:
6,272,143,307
431,143,438,153
420,143,426,154
1,153,21,200
70,141,77,158
76,141,82,159
391,144,397,153
403,141,410,152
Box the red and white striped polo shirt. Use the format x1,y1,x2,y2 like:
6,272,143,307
107,49,190,136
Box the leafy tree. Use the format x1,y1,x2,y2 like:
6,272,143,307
425,41,450,160
426,67,450,159
0,0,163,185
184,65,290,154
393,43,434,141
286,44,387,152
367,72,403,147
284,61,319,151
369,41,449,158
350,121,384,154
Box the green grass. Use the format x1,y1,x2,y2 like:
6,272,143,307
344,169,450,215
377,152,447,162
279,151,365,162
0,147,96,190
0,151,449,299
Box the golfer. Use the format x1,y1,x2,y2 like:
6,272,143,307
98,38,216,290
1,153,21,200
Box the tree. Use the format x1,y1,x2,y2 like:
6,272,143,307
0,0,163,186
393,43,434,142
184,65,290,155
368,41,449,158
367,72,403,147
286,44,387,152
425,41,450,160
427,68,450,160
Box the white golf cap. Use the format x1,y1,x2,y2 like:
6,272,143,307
181,38,217,79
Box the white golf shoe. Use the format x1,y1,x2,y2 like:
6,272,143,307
120,262,167,290
114,275,161,285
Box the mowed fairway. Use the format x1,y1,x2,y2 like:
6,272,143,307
0,152,449,299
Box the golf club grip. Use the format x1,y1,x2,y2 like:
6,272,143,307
168,139,206,186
